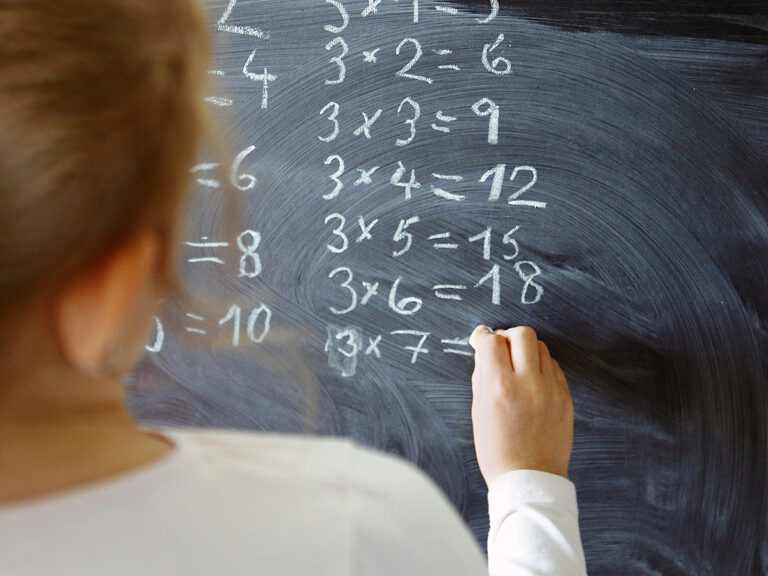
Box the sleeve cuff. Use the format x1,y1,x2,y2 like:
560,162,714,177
487,470,578,528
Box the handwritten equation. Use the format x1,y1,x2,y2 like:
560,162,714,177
149,1,555,376
145,227,271,353
317,1,548,376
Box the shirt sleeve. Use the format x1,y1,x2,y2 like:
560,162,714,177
487,470,588,576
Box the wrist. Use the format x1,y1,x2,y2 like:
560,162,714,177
483,462,569,487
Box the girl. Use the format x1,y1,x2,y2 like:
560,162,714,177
0,1,586,574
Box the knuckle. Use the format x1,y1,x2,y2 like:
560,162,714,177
526,373,544,388
511,325,537,341
529,388,546,409
558,393,574,413
489,385,511,405
488,376,513,401
488,333,508,346
473,368,504,393
474,333,505,354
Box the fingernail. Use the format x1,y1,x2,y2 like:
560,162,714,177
469,325,491,349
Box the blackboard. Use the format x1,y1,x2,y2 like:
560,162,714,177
127,1,768,573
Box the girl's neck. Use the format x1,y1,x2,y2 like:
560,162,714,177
0,374,172,505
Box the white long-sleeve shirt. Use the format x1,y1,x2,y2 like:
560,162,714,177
0,428,587,575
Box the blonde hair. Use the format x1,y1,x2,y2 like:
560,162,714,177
0,0,210,320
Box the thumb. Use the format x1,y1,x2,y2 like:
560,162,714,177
469,325,513,372
469,324,492,349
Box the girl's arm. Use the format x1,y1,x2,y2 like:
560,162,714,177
470,326,588,576
486,470,587,575
346,325,586,576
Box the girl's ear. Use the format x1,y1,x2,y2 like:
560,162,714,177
54,233,160,376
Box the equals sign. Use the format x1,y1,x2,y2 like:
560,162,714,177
441,337,473,356
432,284,467,301
428,232,458,250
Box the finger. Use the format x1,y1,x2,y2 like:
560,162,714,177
556,364,573,404
469,325,492,348
552,359,567,388
538,340,554,379
494,329,513,364
504,326,540,374
469,325,513,375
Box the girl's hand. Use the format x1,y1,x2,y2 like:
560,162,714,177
469,325,574,486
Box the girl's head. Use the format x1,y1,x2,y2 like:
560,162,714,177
0,0,210,380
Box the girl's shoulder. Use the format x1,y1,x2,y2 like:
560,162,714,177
158,427,486,573
0,427,486,576
159,426,444,500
